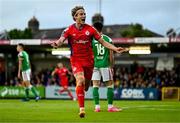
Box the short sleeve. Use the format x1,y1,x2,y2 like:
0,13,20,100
109,37,112,44
55,68,58,74
104,35,112,44
92,27,101,41
61,27,70,39
18,52,23,58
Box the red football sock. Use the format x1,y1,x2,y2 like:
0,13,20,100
76,86,84,108
68,90,74,99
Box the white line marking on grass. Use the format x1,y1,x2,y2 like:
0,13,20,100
122,105,180,111
122,105,172,109
139,108,180,111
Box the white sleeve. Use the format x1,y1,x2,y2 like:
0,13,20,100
18,52,23,57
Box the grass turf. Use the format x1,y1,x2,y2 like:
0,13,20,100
0,99,180,122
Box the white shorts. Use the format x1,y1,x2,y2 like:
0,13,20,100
91,67,113,82
22,69,31,82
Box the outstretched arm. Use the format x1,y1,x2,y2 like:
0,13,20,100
51,69,57,76
51,36,66,48
98,37,128,53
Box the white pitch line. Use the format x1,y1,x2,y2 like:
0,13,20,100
122,105,177,110
139,107,180,111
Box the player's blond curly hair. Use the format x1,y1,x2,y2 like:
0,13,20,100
71,6,85,21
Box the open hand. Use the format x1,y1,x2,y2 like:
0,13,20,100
51,41,59,48
116,47,129,54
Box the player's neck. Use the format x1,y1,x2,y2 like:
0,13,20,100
19,49,23,52
75,23,84,30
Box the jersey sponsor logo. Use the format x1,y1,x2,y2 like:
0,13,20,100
58,72,66,76
74,40,89,44
85,31,90,36
97,56,104,59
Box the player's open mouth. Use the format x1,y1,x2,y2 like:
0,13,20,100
82,19,85,22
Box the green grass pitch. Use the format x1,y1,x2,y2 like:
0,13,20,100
0,99,180,122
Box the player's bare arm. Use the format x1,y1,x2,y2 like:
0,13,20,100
51,36,66,48
109,50,114,68
51,69,56,76
98,37,123,53
18,58,23,79
67,70,73,76
118,48,129,53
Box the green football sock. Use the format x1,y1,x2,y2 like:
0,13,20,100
31,86,38,97
93,87,99,105
25,88,29,99
107,88,114,105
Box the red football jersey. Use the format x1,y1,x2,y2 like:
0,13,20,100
62,23,101,60
55,67,68,80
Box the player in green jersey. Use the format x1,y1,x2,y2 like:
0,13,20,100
92,22,128,112
17,43,40,101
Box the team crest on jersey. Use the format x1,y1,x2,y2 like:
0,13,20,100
85,31,90,36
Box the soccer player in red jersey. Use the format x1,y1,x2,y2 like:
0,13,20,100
52,63,75,100
51,6,128,118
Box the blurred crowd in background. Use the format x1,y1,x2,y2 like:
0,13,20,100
0,63,179,89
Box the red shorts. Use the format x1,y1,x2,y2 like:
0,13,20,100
70,57,94,80
60,78,68,86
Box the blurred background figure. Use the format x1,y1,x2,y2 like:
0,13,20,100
52,62,75,100
17,43,40,101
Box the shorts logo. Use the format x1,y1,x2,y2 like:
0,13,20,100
85,31,90,36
